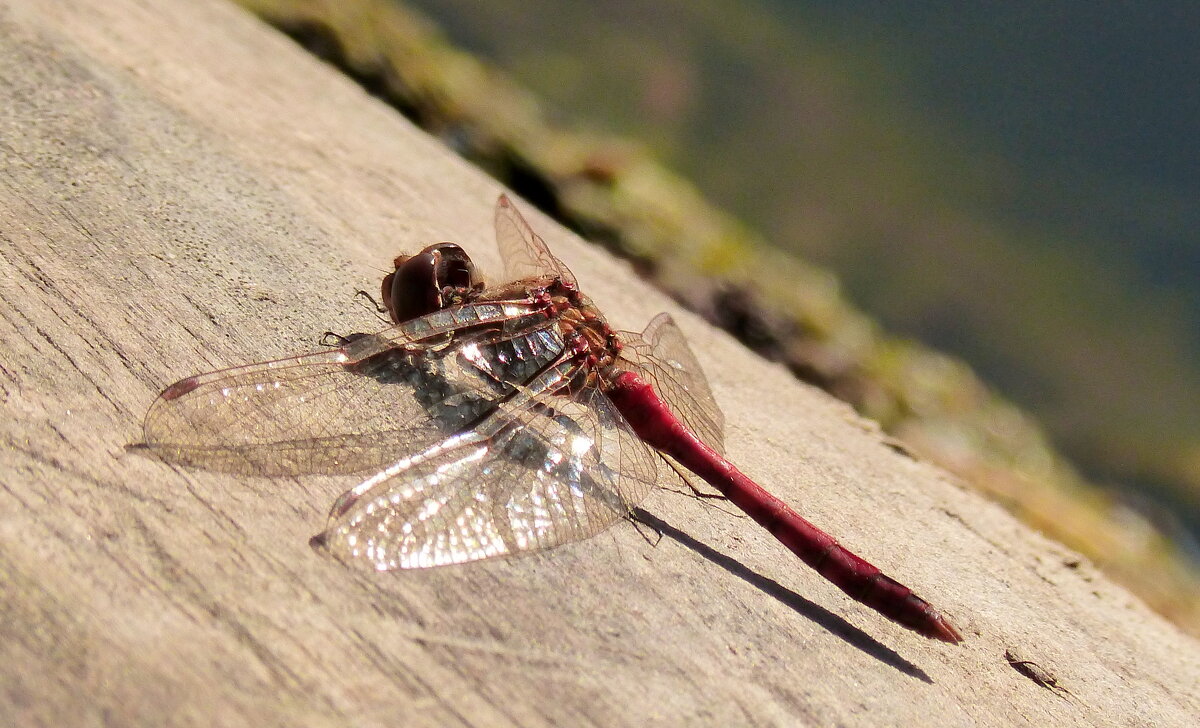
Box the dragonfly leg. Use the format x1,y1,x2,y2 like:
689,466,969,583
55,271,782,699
319,331,374,347
354,288,390,317
629,508,665,547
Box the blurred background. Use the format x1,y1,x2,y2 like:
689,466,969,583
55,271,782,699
241,0,1200,627
403,0,1200,549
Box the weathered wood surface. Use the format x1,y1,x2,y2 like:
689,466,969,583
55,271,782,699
1,0,1196,725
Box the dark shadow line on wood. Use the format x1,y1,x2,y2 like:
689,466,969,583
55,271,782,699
631,507,933,683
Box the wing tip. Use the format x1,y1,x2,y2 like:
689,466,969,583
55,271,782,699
161,376,201,401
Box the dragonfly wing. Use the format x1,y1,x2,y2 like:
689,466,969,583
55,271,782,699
494,194,578,287
619,313,725,454
140,308,562,476
313,362,660,569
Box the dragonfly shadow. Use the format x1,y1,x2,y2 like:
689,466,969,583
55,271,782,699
631,507,933,684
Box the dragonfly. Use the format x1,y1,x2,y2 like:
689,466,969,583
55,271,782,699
139,195,962,643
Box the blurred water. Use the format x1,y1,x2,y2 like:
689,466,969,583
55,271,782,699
406,0,1200,536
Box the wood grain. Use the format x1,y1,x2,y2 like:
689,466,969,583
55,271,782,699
1,0,1196,725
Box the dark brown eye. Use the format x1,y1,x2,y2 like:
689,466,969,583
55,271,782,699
383,243,477,323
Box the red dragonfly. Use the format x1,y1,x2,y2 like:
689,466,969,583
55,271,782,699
140,195,961,643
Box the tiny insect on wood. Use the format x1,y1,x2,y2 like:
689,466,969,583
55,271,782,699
137,195,962,643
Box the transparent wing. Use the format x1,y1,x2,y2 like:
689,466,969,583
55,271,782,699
619,313,725,454
495,194,578,287
140,301,560,476
312,360,660,569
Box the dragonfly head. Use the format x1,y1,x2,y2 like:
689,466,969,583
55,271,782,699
383,242,482,323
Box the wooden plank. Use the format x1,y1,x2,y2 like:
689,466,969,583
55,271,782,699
0,0,1196,725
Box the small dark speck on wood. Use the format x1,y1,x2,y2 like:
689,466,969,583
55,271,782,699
1005,648,1074,700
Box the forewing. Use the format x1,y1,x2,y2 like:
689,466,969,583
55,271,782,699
140,304,554,476
495,194,578,287
313,363,660,569
619,313,725,454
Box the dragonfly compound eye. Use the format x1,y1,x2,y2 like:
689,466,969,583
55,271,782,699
385,243,478,323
